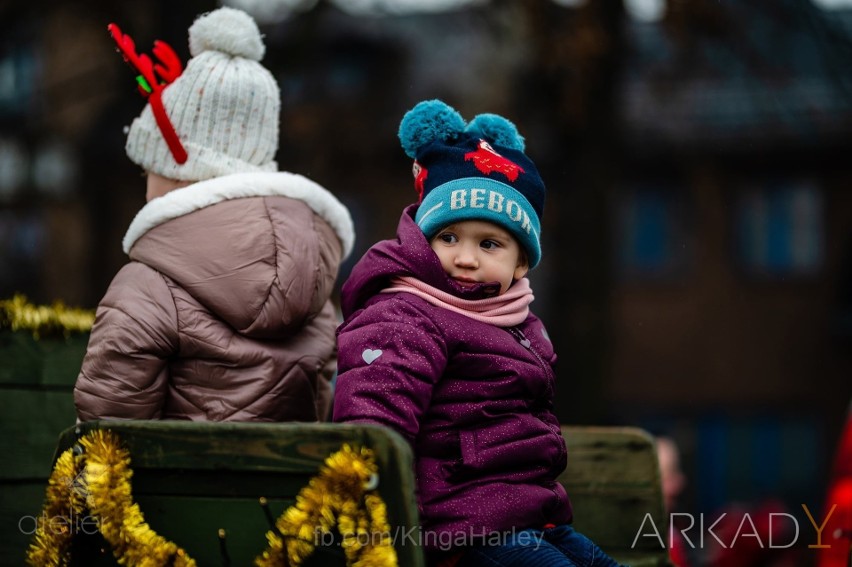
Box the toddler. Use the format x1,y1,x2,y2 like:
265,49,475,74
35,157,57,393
333,100,622,566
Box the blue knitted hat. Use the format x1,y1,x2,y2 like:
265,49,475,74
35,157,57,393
398,99,545,268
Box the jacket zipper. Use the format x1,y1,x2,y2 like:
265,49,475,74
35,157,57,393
509,326,555,383
510,326,566,463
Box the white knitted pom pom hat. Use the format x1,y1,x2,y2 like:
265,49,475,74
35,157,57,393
125,7,280,181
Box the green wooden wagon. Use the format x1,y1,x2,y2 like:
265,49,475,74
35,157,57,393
18,421,671,566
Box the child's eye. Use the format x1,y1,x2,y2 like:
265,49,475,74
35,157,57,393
480,240,499,250
438,233,457,244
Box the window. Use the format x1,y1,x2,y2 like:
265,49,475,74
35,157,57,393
615,185,690,280
694,414,823,513
0,46,39,117
0,210,46,298
735,180,823,278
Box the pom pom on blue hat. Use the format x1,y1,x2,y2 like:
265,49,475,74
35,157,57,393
399,100,466,159
465,114,525,152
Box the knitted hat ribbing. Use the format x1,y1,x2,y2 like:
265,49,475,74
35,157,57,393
125,7,279,181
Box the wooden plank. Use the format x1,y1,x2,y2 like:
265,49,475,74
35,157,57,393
0,331,88,387
67,495,303,566
569,492,664,549
608,552,673,567
0,390,76,480
562,426,661,487
560,426,671,564
0,483,49,565
0,331,41,386
6,486,333,566
11,493,344,567
39,334,89,387
57,421,412,475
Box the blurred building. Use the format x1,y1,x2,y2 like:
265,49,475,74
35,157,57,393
609,0,852,517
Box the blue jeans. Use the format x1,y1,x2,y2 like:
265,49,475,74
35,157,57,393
456,525,625,567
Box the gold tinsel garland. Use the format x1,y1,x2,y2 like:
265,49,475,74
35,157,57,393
26,430,196,567
28,432,398,567
255,444,398,567
81,431,196,566
0,294,94,338
25,448,84,566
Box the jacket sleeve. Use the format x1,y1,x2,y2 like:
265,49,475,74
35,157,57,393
332,296,448,444
312,300,339,422
74,262,179,421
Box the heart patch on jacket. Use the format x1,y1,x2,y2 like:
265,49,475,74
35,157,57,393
362,349,383,364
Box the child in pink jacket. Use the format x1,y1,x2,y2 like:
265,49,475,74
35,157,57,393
74,8,354,422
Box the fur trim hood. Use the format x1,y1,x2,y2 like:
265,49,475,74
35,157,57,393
123,172,351,337
123,171,354,258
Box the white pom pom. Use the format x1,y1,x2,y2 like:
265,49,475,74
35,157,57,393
188,7,265,61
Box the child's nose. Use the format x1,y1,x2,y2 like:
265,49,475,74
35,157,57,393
454,248,478,268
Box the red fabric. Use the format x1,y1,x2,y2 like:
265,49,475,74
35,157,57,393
669,530,691,567
704,500,792,567
817,410,852,567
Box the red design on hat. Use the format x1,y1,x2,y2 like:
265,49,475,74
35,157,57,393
413,161,428,202
464,140,525,182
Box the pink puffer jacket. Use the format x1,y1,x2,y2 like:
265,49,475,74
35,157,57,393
74,172,354,422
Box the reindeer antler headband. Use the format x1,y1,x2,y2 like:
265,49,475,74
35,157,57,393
108,23,187,164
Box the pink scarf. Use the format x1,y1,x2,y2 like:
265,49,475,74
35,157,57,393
382,276,533,327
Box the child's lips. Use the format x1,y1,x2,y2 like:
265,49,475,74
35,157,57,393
453,278,479,288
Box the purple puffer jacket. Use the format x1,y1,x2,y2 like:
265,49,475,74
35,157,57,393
333,204,572,551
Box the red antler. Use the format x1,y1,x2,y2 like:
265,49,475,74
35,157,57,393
108,23,187,164
109,24,155,95
152,40,182,84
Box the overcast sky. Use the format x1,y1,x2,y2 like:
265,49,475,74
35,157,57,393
623,0,852,22
224,0,852,24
